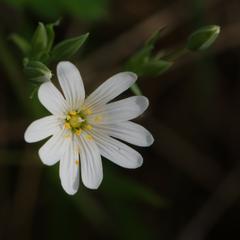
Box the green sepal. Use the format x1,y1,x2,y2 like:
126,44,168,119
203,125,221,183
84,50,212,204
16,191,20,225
45,19,61,53
31,22,48,59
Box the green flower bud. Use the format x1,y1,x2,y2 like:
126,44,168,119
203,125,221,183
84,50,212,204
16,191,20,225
187,25,220,51
24,61,52,84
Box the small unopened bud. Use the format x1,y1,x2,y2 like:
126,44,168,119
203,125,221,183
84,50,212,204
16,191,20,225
187,25,220,51
24,61,52,84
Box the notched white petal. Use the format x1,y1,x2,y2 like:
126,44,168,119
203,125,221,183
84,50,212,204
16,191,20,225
38,130,67,166
79,133,103,189
95,121,154,147
92,130,143,169
59,137,79,195
84,72,137,109
24,116,61,143
57,61,85,110
89,96,149,124
38,81,68,116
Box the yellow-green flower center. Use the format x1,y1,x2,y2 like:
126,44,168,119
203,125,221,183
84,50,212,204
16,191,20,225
64,110,93,136
69,115,84,128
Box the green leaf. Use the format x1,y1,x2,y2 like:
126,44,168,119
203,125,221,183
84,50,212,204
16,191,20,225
31,22,48,59
9,34,31,55
24,60,52,83
50,33,89,62
187,25,220,51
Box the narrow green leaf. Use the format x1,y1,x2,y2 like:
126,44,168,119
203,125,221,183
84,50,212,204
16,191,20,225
9,34,31,55
187,25,220,51
50,33,89,62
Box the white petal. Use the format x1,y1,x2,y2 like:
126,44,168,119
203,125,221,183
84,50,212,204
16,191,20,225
38,130,67,166
95,121,154,147
84,72,137,110
88,96,149,124
59,137,79,195
57,61,85,110
24,116,62,143
79,133,103,189
91,129,143,169
38,81,69,116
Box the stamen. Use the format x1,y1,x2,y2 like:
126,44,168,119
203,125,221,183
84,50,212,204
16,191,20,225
69,111,77,116
84,108,92,115
75,160,79,165
85,124,93,130
94,115,102,123
64,122,71,129
86,134,93,141
75,129,82,136
66,115,71,120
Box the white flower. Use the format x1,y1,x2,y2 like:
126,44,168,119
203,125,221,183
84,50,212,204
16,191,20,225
24,61,154,195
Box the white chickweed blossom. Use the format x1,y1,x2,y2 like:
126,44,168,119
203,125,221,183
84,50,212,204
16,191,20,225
24,61,154,195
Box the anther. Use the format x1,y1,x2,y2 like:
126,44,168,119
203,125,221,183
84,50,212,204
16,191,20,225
75,129,82,136
94,115,102,123
85,124,93,130
86,134,93,141
64,122,71,129
69,111,77,116
84,108,92,115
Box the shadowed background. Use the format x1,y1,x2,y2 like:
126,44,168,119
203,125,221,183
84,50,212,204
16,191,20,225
0,0,240,239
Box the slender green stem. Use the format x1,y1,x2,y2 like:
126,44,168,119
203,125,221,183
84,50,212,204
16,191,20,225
131,83,143,96
163,48,189,62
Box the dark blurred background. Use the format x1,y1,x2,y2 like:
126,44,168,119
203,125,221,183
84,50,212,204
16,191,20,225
0,0,240,239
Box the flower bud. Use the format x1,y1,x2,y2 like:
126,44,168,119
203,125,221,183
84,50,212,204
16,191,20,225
24,61,52,84
187,25,220,51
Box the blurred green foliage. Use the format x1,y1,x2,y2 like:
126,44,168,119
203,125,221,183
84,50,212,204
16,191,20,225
125,29,173,78
11,21,89,89
0,0,222,238
125,25,220,95
4,0,109,21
